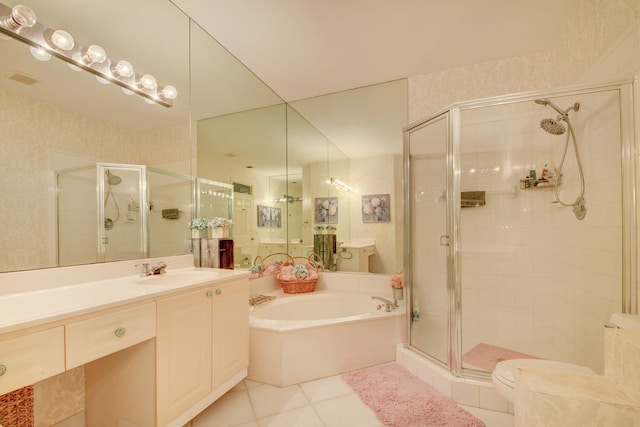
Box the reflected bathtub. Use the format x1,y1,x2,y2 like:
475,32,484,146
248,288,404,387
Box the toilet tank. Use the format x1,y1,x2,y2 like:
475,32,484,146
336,240,375,272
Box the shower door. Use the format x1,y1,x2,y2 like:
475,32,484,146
405,112,453,367
97,163,148,262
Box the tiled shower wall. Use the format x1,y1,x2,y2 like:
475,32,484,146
459,89,624,372
407,0,640,369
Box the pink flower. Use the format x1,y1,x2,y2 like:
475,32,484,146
363,202,374,215
328,204,337,216
391,271,404,289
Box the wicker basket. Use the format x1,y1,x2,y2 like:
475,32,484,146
249,252,291,278
276,254,322,294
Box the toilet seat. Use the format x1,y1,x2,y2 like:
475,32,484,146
492,358,595,402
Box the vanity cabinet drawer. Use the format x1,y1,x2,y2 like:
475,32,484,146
66,302,156,369
0,326,65,395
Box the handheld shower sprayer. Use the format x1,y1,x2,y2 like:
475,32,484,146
534,98,586,220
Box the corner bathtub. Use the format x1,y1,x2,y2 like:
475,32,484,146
248,289,404,387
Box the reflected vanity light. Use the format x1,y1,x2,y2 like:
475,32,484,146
0,2,177,107
327,177,352,192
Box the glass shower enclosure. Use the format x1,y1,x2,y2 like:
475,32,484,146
403,81,636,379
57,163,192,266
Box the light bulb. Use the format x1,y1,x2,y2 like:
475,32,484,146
112,60,134,79
82,45,107,65
144,97,156,105
121,87,134,95
160,85,178,100
67,62,82,72
138,74,157,90
1,5,37,30
96,76,110,85
29,46,51,61
50,30,74,51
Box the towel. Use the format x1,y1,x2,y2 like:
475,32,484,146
161,208,180,219
461,191,486,208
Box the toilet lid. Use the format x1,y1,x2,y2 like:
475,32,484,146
493,358,595,387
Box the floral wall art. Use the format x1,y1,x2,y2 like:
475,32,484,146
362,194,390,222
314,197,338,223
257,205,282,227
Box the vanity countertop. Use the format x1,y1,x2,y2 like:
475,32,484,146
0,257,247,335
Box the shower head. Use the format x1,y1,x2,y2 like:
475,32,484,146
106,170,121,185
540,118,566,135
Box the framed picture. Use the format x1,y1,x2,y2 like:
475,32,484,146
314,197,338,223
257,205,282,227
362,194,390,222
270,207,282,228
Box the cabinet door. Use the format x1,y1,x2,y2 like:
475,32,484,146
212,278,249,390
156,288,212,426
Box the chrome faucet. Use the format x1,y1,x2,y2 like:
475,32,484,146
372,296,398,312
137,261,167,276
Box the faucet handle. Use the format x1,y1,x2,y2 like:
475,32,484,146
135,263,151,276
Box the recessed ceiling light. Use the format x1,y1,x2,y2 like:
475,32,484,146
245,165,253,169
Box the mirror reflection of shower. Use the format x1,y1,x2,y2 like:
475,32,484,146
534,98,586,220
104,169,122,230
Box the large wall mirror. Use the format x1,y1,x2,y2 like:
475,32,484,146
0,0,193,273
0,0,407,275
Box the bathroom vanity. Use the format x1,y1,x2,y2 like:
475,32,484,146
0,255,248,426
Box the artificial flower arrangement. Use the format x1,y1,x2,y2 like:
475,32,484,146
207,217,232,229
391,270,404,300
391,270,404,289
188,217,209,230
188,217,232,230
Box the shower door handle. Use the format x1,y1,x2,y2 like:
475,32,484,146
102,237,109,245
440,235,450,247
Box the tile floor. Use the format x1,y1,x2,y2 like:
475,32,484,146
189,374,515,427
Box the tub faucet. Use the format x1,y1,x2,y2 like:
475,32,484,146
372,296,398,312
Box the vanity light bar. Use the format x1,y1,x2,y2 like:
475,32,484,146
0,3,177,107
328,177,352,192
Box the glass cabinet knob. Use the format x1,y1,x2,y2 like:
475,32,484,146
114,327,126,337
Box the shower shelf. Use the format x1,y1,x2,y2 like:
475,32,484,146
519,175,562,190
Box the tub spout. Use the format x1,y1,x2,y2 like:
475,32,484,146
372,296,397,312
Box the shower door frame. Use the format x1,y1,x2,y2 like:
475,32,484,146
96,163,149,262
403,80,637,379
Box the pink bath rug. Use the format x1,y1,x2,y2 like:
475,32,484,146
462,342,539,372
342,363,485,427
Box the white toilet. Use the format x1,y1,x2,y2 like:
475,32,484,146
492,313,640,402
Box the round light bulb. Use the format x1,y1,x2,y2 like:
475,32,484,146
144,97,156,105
96,76,110,85
112,60,134,79
83,45,107,64
29,46,51,61
121,88,134,95
67,62,82,72
50,30,74,51
138,74,157,90
2,5,37,30
160,85,178,100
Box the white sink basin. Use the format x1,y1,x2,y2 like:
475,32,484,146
135,270,220,285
